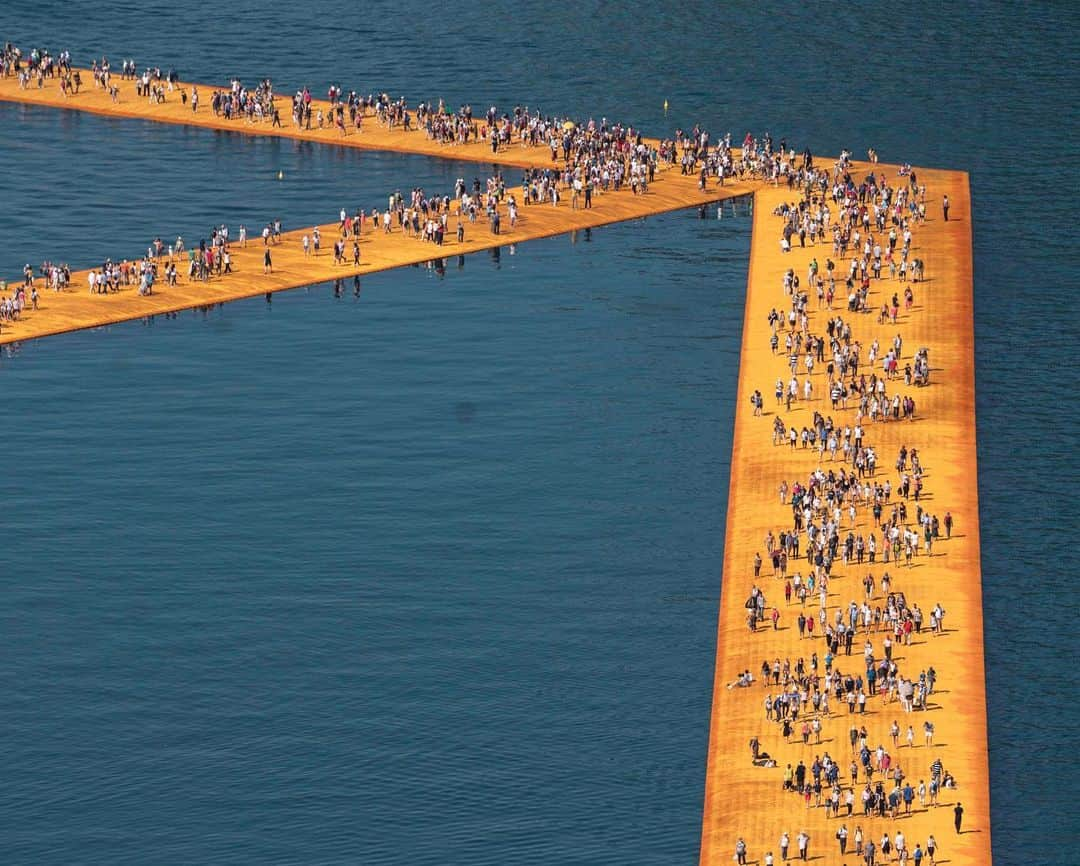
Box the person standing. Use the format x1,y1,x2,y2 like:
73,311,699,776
263,247,272,274
930,757,943,787
735,837,748,865
953,802,963,833
780,831,790,861
942,195,950,221
797,829,810,860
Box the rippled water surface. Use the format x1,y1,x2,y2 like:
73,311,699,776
0,2,1074,863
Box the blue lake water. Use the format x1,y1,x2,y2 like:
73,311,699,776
0,2,1075,863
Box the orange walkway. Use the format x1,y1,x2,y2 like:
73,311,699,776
700,168,990,864
0,171,755,346
1,65,992,863
0,66,762,345
0,66,645,170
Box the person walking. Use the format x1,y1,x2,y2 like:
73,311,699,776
837,824,849,855
953,802,963,833
942,195,950,222
797,829,810,860
735,837,748,865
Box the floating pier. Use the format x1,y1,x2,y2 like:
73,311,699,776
0,65,644,170
0,61,991,865
0,176,754,346
0,65,765,344
700,168,990,865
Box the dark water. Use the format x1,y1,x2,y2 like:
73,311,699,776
0,3,1075,863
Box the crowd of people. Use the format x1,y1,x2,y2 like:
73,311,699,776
726,150,973,863
1,168,525,312
1,41,853,196
0,41,803,327
4,38,976,863
5,38,944,217
4,44,895,328
737,824,946,866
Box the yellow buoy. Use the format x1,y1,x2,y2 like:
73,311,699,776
277,170,284,180
663,99,669,113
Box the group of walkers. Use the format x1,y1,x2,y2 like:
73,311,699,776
1,43,70,88
0,46,812,330
4,43,895,326
3,40,855,202
737,824,946,866
13,169,514,299
757,453,953,579
5,38,973,863
6,40,898,205
728,149,973,863
11,125,702,308
0,42,739,319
